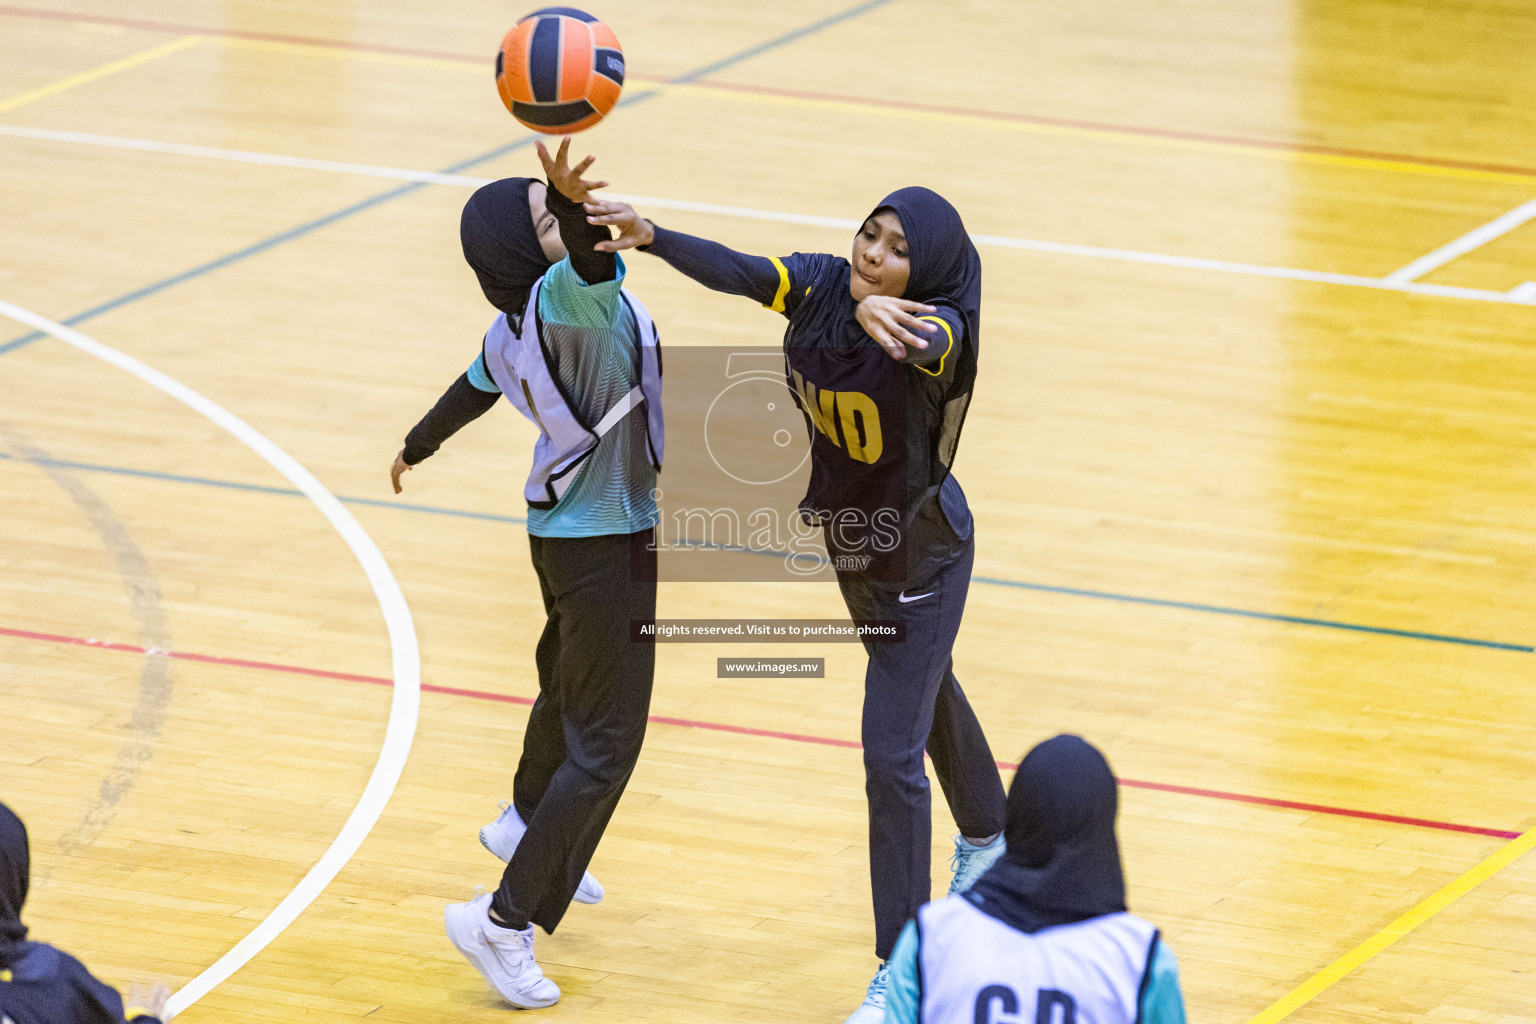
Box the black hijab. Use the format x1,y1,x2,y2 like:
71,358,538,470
964,735,1128,933
460,177,553,320
0,801,29,965
870,186,982,355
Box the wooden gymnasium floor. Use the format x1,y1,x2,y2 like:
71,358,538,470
3,2,1535,1021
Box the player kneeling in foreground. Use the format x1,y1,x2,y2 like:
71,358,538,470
391,140,663,1009
0,803,172,1024
882,736,1186,1024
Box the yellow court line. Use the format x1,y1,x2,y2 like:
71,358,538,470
0,34,203,115
1245,826,1536,1024
214,36,1536,187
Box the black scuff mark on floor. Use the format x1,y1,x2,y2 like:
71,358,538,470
1,424,173,853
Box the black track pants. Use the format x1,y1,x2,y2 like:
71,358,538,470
491,529,656,933
837,538,1007,960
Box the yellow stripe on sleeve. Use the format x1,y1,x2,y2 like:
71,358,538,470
764,256,791,313
914,316,955,377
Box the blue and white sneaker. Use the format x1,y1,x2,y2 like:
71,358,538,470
843,961,890,1024
948,833,1005,895
480,802,605,905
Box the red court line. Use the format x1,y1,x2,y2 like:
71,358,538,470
1110,778,1519,839
5,624,1518,840
677,80,1536,180
7,4,1536,182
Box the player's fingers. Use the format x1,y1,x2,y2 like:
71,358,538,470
572,153,595,173
581,178,610,192
868,324,901,356
556,136,571,163
894,326,930,349
873,310,915,345
148,984,172,1016
895,310,939,331
535,140,554,171
585,202,627,221
892,299,937,314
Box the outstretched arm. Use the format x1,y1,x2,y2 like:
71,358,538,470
391,367,500,492
585,200,783,305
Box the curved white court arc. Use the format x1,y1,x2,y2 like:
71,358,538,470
0,299,422,1018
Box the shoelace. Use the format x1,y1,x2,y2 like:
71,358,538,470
950,842,983,883
950,837,999,880
864,963,890,1007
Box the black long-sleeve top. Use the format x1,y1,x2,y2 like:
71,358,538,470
640,224,972,586
641,225,954,370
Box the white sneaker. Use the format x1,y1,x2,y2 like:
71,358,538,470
842,962,889,1023
443,891,560,1008
948,832,1006,895
480,801,605,905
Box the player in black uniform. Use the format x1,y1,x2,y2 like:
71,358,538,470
586,186,1008,1023
0,803,170,1024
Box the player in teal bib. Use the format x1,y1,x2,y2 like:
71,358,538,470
391,141,662,1011
884,736,1187,1024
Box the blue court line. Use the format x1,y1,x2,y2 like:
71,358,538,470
12,3,1518,655
671,0,901,84
1,449,1525,653
0,178,435,356
0,0,902,357
0,451,526,525
971,576,1533,652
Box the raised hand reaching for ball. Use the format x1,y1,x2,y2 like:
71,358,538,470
536,137,608,205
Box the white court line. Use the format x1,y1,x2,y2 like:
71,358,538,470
0,123,489,187
1384,197,1536,283
0,300,421,1018
4,123,1535,308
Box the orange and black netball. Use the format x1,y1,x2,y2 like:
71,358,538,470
495,7,624,134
